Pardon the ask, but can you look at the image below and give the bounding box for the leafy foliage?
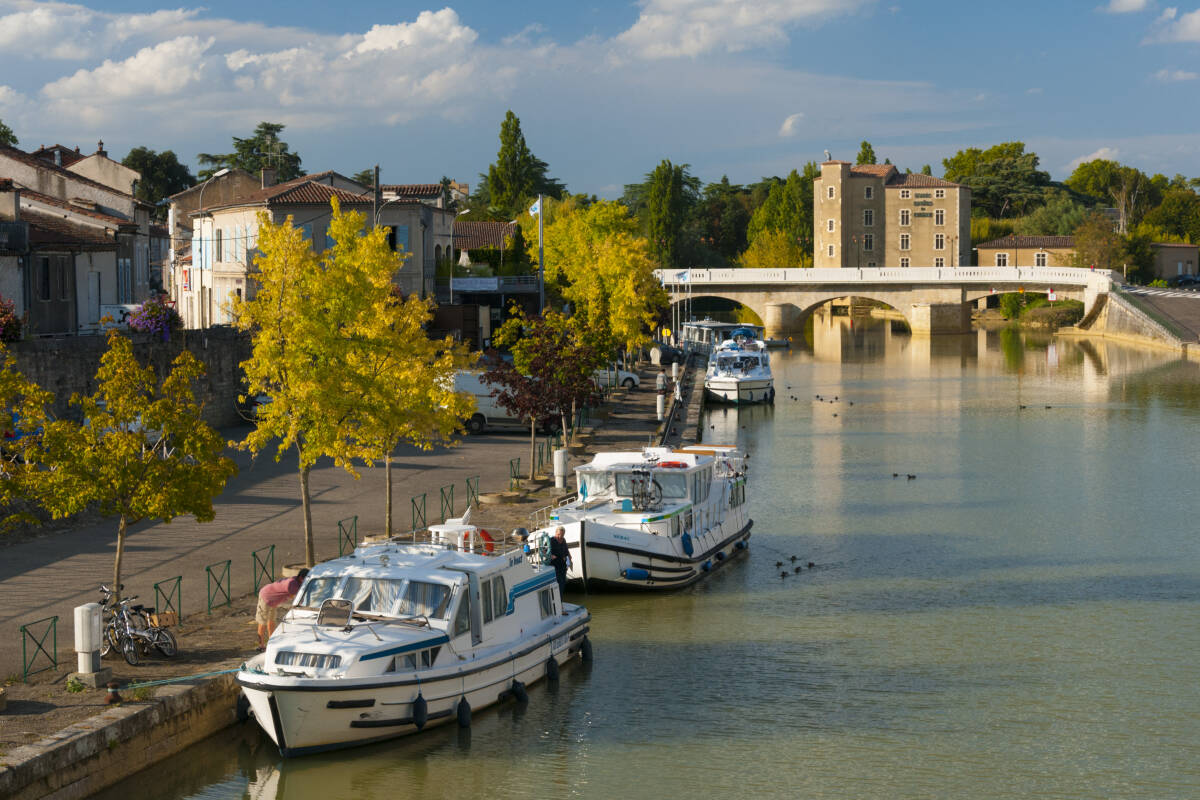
[36,330,236,598]
[1070,210,1126,271]
[197,122,302,182]
[0,347,52,526]
[128,297,183,341]
[0,118,16,147]
[350,168,375,188]
[643,159,698,268]
[476,111,565,218]
[1066,159,1160,234]
[1014,191,1090,236]
[746,165,817,254]
[121,147,195,215]
[0,295,21,343]
[1141,187,1200,242]
[856,141,877,165]
[738,228,811,269]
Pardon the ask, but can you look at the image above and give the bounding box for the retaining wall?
[0,674,241,800]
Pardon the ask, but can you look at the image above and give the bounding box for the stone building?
[974,235,1076,267]
[813,161,971,269]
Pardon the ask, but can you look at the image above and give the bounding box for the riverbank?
[0,368,674,799]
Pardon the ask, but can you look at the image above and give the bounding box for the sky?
[2,0,1199,198]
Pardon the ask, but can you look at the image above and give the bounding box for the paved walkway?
[1120,284,1200,341]
[0,372,665,679]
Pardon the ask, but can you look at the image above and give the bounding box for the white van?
[454,370,527,434]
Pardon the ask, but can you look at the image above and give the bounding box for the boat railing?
[530,493,579,530]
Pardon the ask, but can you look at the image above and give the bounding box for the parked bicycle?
[98,584,178,665]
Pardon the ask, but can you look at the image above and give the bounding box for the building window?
[1035,252,1047,267]
[996,253,1008,267]
[935,189,945,199]
[827,186,835,199]
[863,209,874,227]
[827,218,835,232]
[864,186,874,200]
[899,209,911,226]
[38,257,51,301]
[215,229,223,262]
[899,233,910,251]
[935,257,945,267]
[900,257,910,268]
[900,189,911,199]
[935,209,945,226]
[827,244,835,258]
[935,233,945,250]
[863,233,874,251]
[866,261,877,268]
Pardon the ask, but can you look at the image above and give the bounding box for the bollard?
[656,393,665,421]
[553,448,568,490]
[671,361,679,381]
[72,603,112,688]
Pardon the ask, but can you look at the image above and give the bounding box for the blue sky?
[2,0,1198,197]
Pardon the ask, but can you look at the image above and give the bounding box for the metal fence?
[466,476,479,508]
[19,615,57,681]
[251,545,275,593]
[206,559,231,614]
[510,457,522,489]
[154,575,183,621]
[337,516,358,556]
[412,493,426,530]
[440,485,455,523]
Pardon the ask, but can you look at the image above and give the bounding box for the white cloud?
[779,112,804,137]
[353,8,476,55]
[1065,146,1120,172]
[1146,6,1200,41]
[1100,0,1151,12]
[43,36,212,102]
[1154,67,1198,81]
[614,0,871,59]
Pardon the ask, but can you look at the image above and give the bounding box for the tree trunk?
[384,452,393,537]
[113,514,127,603]
[300,463,315,567]
[569,397,577,444]
[529,419,536,481]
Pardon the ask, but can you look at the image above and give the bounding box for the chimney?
[54,150,62,167]
[261,167,277,188]
[96,139,107,158]
[0,179,19,222]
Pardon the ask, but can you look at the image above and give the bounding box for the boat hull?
[237,613,590,757]
[704,377,774,405]
[566,520,752,590]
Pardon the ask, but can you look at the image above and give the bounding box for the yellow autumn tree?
[737,228,812,269]
[0,346,53,528]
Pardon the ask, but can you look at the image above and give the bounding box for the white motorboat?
[704,329,775,405]
[529,445,752,590]
[236,532,591,757]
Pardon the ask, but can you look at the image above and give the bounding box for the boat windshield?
[579,470,612,498]
[298,577,339,607]
[397,581,451,618]
[655,472,688,499]
[339,578,406,614]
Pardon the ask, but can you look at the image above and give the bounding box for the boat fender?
[511,680,529,704]
[715,551,726,561]
[456,697,472,728]
[620,568,650,581]
[546,657,560,681]
[702,560,712,572]
[657,461,688,468]
[235,693,252,723]
[412,693,428,730]
[581,636,594,663]
[681,532,694,556]
[479,529,495,553]
[735,540,747,550]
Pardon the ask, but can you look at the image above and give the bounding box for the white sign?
[1048,289,1057,302]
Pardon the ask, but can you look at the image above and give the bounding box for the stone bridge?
[656,266,1114,336]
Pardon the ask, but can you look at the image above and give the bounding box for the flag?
[529,197,541,216]
[676,270,689,283]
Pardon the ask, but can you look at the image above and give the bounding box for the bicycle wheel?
[154,629,178,657]
[100,626,120,658]
[121,635,140,666]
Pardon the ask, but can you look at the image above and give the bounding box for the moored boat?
[236,534,590,757]
[528,445,752,590]
[704,329,775,405]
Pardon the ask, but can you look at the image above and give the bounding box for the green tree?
[122,147,195,217]
[0,348,53,528]
[197,122,303,182]
[1142,187,1200,242]
[942,142,1029,183]
[944,143,1050,218]
[0,118,17,148]
[856,141,877,165]
[1014,191,1090,236]
[644,159,697,268]
[478,110,564,217]
[1065,160,1159,234]
[351,169,375,188]
[921,164,933,176]
[687,176,753,263]
[1071,210,1125,271]
[737,228,811,269]
[746,164,817,254]
[36,330,236,599]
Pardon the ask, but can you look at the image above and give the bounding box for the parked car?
[592,367,640,390]
[1167,274,1200,288]
[647,343,685,365]
[454,370,560,434]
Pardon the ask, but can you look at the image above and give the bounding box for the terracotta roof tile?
[886,173,963,189]
[0,143,136,201]
[453,221,516,250]
[31,144,85,167]
[381,183,442,198]
[849,164,895,178]
[207,180,371,210]
[976,235,1075,249]
[19,188,132,227]
[23,209,117,249]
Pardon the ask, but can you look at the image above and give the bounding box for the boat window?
[398,581,451,619]
[453,591,471,636]
[492,576,507,618]
[482,579,494,622]
[297,577,338,607]
[656,472,687,499]
[614,473,633,497]
[338,578,405,614]
[421,646,441,668]
[579,471,612,498]
[539,588,554,618]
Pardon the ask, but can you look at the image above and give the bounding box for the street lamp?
[447,208,470,305]
[193,168,230,328]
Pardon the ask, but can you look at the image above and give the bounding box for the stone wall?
[9,328,252,428]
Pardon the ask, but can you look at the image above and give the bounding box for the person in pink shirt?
[256,569,309,649]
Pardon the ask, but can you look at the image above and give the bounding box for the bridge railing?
[657,267,1112,291]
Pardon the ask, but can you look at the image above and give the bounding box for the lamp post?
[447,208,470,305]
[193,168,230,328]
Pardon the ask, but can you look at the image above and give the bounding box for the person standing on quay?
[256,569,308,649]
[549,526,571,611]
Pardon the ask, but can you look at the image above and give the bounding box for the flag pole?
[537,193,545,313]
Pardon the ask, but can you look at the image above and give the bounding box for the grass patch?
[65,677,86,694]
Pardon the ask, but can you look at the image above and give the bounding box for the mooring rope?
[119,666,243,691]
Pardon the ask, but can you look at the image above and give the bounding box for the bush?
[0,295,21,342]
[999,292,1026,319]
[128,297,182,341]
[1149,279,1168,288]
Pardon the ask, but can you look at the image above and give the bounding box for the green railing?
[337,515,358,556]
[412,493,426,530]
[19,615,57,681]
[154,575,183,621]
[510,457,522,490]
[466,476,480,508]
[440,484,455,523]
[251,545,275,593]
[206,559,231,614]
[535,441,547,475]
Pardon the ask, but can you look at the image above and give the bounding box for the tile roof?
[207,179,372,211]
[0,143,136,201]
[454,220,516,250]
[1151,242,1198,249]
[886,173,963,189]
[976,235,1076,249]
[381,183,443,198]
[23,208,118,249]
[19,188,132,228]
[31,144,85,168]
[849,164,895,178]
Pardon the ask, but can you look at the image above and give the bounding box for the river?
[94,312,1200,800]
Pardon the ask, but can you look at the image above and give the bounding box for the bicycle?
[98,584,178,665]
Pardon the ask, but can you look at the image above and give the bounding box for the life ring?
[657,461,688,469]
[479,529,495,553]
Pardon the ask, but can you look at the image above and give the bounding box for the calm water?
[95,314,1200,800]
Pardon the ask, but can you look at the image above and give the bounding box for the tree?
[36,330,236,599]
[0,118,16,148]
[942,142,1050,218]
[1014,191,1090,236]
[737,228,811,269]
[1065,159,1159,234]
[921,164,933,176]
[686,176,753,263]
[122,147,195,217]
[644,159,697,268]
[198,122,303,182]
[746,165,817,254]
[350,169,375,188]
[0,348,52,528]
[478,111,565,217]
[1071,210,1125,271]
[856,141,877,165]
[942,142,1029,183]
[1141,187,1200,242]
